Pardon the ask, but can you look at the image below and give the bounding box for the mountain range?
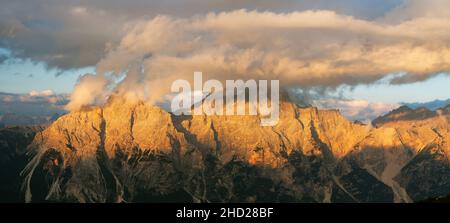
[0,92,67,127]
[402,99,450,111]
[0,96,449,203]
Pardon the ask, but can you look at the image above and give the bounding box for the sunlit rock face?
[19,97,450,203]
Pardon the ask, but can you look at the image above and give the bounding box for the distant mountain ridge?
[372,106,436,127]
[402,98,450,111]
[372,103,450,127]
[0,92,67,127]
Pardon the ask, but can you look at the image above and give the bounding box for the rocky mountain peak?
[372,105,437,127]
[15,96,450,203]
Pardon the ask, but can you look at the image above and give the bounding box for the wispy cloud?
[0,90,67,105]
[313,98,399,122]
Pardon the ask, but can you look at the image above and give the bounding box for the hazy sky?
[0,0,449,108]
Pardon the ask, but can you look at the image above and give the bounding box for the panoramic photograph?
[0,0,449,216]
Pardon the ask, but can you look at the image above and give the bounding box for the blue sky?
[0,49,94,94]
[346,74,450,103]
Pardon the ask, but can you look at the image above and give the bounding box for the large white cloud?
[66,7,450,110]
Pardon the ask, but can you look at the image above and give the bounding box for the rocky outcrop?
[20,97,450,203]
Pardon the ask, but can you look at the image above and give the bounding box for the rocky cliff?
[20,97,450,203]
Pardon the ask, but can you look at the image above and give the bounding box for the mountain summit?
[372,106,439,127]
[19,97,450,203]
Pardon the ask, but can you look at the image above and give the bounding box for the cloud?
[2,0,449,112]
[382,0,450,23]
[67,7,450,110]
[29,89,54,97]
[313,98,399,121]
[0,0,401,70]
[0,1,128,70]
[65,74,110,111]
[0,91,67,106]
[1,94,15,103]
